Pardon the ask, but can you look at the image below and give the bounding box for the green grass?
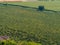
[0,4,60,45]
[1,1,60,11]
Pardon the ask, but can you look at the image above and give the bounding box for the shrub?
[38,6,44,11]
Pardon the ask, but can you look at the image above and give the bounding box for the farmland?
[1,1,60,11]
[0,2,60,45]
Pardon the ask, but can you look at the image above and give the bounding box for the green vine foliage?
[0,40,17,45]
[18,41,42,45]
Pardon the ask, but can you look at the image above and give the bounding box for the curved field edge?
[1,1,60,11]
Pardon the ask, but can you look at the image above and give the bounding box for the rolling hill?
[0,3,60,45]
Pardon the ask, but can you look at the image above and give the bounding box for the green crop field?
[0,2,60,45]
[1,1,60,11]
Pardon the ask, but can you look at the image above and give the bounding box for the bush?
[38,6,44,11]
[0,40,17,45]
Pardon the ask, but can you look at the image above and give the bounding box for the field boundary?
[0,3,59,12]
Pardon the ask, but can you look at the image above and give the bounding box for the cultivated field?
[1,1,60,11]
[0,2,60,45]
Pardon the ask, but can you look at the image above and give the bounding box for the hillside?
[0,4,60,45]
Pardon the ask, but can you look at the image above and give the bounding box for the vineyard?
[0,3,60,45]
[2,1,60,11]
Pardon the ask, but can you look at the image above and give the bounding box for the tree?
[38,6,45,11]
